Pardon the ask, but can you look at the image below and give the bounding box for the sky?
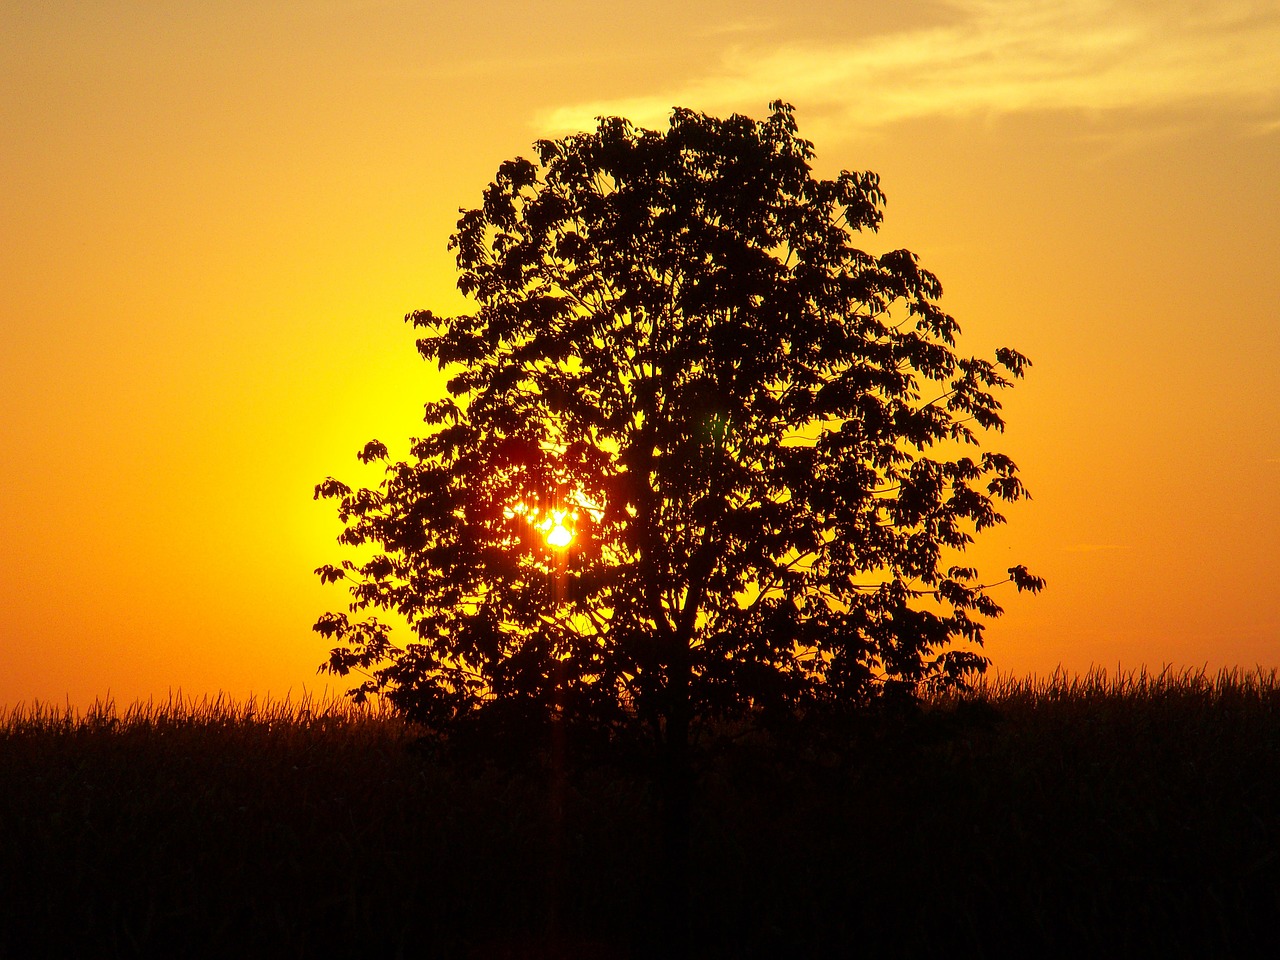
[2,0,1277,709]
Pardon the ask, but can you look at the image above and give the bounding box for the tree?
[314,99,1042,743]
[315,102,1042,946]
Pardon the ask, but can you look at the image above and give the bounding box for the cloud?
[536,0,1280,134]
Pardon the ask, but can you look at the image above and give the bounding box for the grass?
[2,669,1278,958]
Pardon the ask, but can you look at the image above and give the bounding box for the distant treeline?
[2,668,1277,958]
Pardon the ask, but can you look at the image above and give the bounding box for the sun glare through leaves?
[504,492,603,551]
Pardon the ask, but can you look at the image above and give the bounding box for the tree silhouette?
[315,101,1042,945]
[315,100,1040,735]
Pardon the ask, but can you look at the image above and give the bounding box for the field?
[3,669,1278,958]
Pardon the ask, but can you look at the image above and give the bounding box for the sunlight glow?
[504,501,581,549]
[546,520,573,548]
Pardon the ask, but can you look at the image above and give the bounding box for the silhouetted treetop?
[314,100,1042,739]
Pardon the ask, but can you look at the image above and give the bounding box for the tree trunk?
[659,639,692,957]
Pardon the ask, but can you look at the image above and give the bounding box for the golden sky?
[3,0,1278,708]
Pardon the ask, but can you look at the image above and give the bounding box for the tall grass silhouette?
[3,670,1277,957]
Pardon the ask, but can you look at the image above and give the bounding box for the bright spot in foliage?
[540,509,576,548]
[546,520,573,548]
[504,501,580,549]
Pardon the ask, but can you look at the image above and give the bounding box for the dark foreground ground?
[2,670,1278,959]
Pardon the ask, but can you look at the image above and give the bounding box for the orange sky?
[3,0,1278,709]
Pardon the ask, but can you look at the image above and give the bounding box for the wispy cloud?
[537,0,1280,134]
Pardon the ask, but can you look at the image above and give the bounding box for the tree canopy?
[314,101,1042,742]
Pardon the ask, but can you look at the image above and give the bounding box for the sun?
[545,512,574,548]
[504,501,579,549]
